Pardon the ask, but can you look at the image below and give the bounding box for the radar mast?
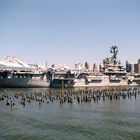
[110,46,118,59]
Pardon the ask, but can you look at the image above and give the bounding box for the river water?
[0,88,140,140]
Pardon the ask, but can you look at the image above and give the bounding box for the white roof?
[0,56,31,68]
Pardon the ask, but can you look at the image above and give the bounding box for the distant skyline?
[0,0,140,67]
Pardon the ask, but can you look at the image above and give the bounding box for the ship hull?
[50,79,74,88]
[0,78,50,88]
[74,79,128,87]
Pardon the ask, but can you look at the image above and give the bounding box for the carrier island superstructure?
[49,46,139,88]
[75,46,127,87]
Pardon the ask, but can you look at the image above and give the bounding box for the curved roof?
[0,56,31,68]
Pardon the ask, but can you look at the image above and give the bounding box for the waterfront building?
[126,60,133,73]
[75,63,84,71]
[134,59,140,73]
[0,56,50,87]
[138,59,140,73]
[134,64,138,73]
[93,63,98,73]
[85,61,90,71]
[0,56,31,70]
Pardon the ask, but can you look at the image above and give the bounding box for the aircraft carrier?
[50,46,140,88]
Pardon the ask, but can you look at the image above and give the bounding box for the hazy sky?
[0,0,140,67]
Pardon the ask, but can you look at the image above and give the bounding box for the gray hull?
[0,78,50,88]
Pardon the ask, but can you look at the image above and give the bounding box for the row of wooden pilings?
[0,86,139,107]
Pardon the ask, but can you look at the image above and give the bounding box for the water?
[0,88,140,140]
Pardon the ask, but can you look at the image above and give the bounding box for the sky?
[0,0,140,68]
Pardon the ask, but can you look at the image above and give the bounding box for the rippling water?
[0,88,140,140]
